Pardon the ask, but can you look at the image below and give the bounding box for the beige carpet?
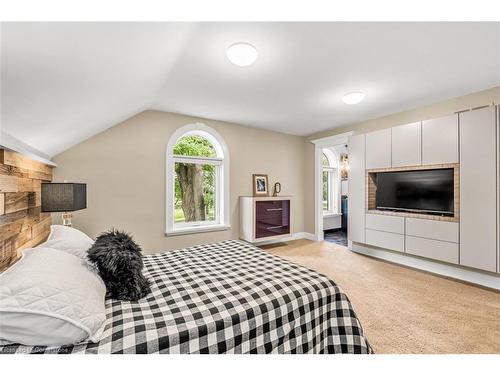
[262,240,500,354]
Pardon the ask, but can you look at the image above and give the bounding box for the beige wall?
[303,86,500,237]
[53,86,500,250]
[52,110,308,254]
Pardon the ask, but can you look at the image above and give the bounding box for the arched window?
[166,123,230,235]
[322,149,339,214]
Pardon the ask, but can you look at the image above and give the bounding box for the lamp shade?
[41,183,87,212]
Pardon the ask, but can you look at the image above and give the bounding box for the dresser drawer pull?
[266,225,283,230]
[266,208,283,211]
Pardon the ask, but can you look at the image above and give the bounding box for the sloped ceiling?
[1,22,499,157]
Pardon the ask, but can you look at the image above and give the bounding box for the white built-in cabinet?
[365,214,405,252]
[422,114,459,165]
[365,129,391,169]
[406,218,459,243]
[348,134,366,244]
[365,116,459,169]
[459,106,497,272]
[366,229,405,253]
[391,121,422,167]
[363,214,460,264]
[366,213,405,234]
[348,105,499,276]
[405,218,459,264]
[406,236,459,264]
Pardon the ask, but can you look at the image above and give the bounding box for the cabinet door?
[365,129,391,169]
[391,122,422,167]
[422,114,458,165]
[348,134,365,243]
[460,106,497,272]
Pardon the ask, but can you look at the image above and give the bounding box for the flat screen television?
[375,168,454,216]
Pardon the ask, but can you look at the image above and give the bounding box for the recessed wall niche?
[366,163,460,222]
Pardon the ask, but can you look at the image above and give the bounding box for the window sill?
[323,212,342,218]
[165,224,231,237]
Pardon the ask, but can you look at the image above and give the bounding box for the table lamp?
[41,183,87,227]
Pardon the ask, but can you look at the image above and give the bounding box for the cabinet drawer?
[255,221,290,239]
[366,214,405,234]
[406,236,458,264]
[366,229,404,252]
[255,200,290,239]
[256,200,290,219]
[406,218,458,243]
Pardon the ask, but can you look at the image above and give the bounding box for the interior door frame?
[310,131,354,241]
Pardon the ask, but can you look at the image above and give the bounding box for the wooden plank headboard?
[0,149,53,271]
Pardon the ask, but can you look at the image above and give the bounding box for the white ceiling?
[1,22,499,157]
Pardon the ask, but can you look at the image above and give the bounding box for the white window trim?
[322,167,335,214]
[322,149,340,216]
[165,123,230,236]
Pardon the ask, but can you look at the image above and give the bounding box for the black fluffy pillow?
[87,229,151,301]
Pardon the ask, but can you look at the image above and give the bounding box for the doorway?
[312,132,353,246]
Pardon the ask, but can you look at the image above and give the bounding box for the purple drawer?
[255,200,290,239]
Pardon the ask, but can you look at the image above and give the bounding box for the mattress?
[0,240,372,354]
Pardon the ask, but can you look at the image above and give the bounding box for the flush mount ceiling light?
[342,91,366,105]
[226,42,258,67]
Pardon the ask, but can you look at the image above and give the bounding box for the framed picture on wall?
[252,174,269,196]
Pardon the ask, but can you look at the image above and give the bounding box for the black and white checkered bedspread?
[1,240,372,354]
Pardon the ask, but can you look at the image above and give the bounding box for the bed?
[0,240,372,354]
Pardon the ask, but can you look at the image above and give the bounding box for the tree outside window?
[166,124,229,236]
[173,135,217,224]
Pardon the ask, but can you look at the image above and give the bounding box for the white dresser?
[239,196,291,243]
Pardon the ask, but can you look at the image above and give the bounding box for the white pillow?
[0,247,106,346]
[40,225,94,259]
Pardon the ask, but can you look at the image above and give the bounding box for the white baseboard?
[256,232,316,245]
[295,232,316,241]
[351,242,500,290]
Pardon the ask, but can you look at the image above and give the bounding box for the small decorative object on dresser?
[252,174,269,197]
[272,182,281,197]
[240,196,291,243]
[41,183,87,227]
